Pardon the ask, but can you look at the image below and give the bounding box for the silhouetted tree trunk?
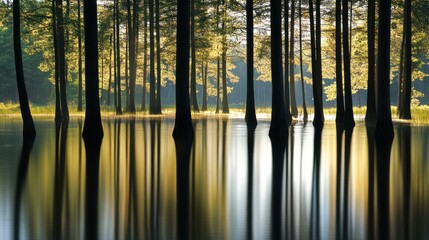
[343,0,355,128]
[397,38,405,116]
[107,34,112,106]
[155,0,162,114]
[221,0,229,113]
[289,0,298,118]
[142,0,148,111]
[52,0,62,124]
[365,0,376,125]
[400,0,412,120]
[149,0,156,114]
[190,0,199,112]
[202,63,208,111]
[56,0,69,122]
[335,0,344,126]
[299,0,308,122]
[216,57,220,113]
[173,0,194,140]
[77,0,83,112]
[375,0,394,142]
[13,0,36,138]
[269,0,288,140]
[245,0,257,128]
[125,29,129,111]
[315,0,324,126]
[284,0,292,125]
[127,0,136,113]
[82,0,103,141]
[115,0,122,114]
[309,0,324,128]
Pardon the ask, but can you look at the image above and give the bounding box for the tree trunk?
[335,0,344,126]
[172,0,194,140]
[400,0,412,119]
[149,0,156,114]
[298,0,308,122]
[245,0,257,128]
[375,0,394,142]
[397,37,405,116]
[77,0,83,112]
[82,0,104,141]
[290,0,298,118]
[190,0,199,112]
[365,0,376,125]
[309,0,324,128]
[284,0,291,124]
[269,0,288,140]
[155,0,162,114]
[127,0,136,113]
[125,28,129,111]
[202,63,208,111]
[107,34,112,106]
[216,57,220,113]
[222,0,229,113]
[343,0,355,128]
[52,0,62,124]
[115,0,122,114]
[142,0,148,111]
[56,0,69,122]
[13,0,36,138]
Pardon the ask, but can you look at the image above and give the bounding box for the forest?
[1,0,428,131]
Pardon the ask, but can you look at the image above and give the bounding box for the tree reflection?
[175,131,193,239]
[13,135,35,240]
[375,128,393,240]
[246,126,255,240]
[310,128,322,240]
[398,125,411,239]
[84,133,102,239]
[270,133,286,239]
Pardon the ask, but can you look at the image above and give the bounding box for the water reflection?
[1,119,429,239]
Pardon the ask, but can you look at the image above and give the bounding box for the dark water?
[1,117,429,239]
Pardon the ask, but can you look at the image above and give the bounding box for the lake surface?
[1,117,429,239]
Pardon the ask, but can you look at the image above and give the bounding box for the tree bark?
[190,0,199,112]
[115,0,122,114]
[173,0,194,140]
[400,0,412,119]
[142,0,148,111]
[82,0,104,141]
[202,63,208,111]
[107,34,112,106]
[127,0,136,113]
[335,0,344,126]
[284,0,292,124]
[269,0,288,140]
[13,0,36,138]
[149,0,156,114]
[216,57,220,113]
[56,0,69,122]
[375,0,394,142]
[52,0,61,124]
[222,0,229,113]
[365,0,376,125]
[245,0,257,128]
[298,0,308,122]
[77,0,83,112]
[290,0,298,118]
[155,0,162,114]
[343,0,355,128]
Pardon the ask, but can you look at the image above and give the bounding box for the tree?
[115,0,122,115]
[221,0,229,114]
[375,0,394,142]
[173,0,194,140]
[77,0,83,112]
[82,0,104,141]
[309,0,324,128]
[335,0,345,126]
[284,0,292,124]
[149,0,157,114]
[190,0,200,112]
[269,0,288,140]
[13,0,36,138]
[55,0,69,122]
[155,0,162,113]
[141,0,148,111]
[343,0,355,128]
[127,0,137,113]
[298,0,308,122]
[289,0,298,118]
[399,0,412,120]
[201,63,208,111]
[365,0,376,125]
[245,0,257,128]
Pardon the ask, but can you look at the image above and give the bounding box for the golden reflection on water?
[1,118,429,239]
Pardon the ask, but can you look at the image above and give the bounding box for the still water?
[0,117,429,239]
